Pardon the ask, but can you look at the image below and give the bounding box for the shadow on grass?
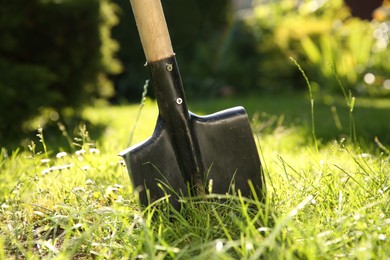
[1,114,107,154]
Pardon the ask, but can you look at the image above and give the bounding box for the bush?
[243,0,390,96]
[296,4,390,96]
[0,0,121,142]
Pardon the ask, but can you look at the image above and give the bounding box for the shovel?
[120,0,265,208]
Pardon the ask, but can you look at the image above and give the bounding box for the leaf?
[301,37,321,63]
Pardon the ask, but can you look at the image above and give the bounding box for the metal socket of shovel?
[120,0,265,209]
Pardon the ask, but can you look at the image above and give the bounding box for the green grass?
[1,94,390,259]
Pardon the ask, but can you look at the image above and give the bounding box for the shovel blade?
[120,106,264,207]
[192,106,264,197]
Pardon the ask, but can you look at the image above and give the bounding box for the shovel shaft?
[149,56,204,192]
[131,0,204,192]
[130,0,174,62]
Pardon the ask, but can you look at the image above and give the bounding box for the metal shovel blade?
[120,107,264,208]
[119,57,264,208]
[192,107,264,197]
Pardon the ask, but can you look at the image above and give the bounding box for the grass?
[1,93,390,259]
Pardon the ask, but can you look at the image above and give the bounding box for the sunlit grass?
[1,94,389,258]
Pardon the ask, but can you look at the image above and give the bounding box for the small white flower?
[41,168,51,175]
[246,242,254,250]
[215,240,223,252]
[258,227,269,233]
[58,163,73,170]
[56,152,67,158]
[41,166,59,175]
[106,186,119,193]
[75,149,86,156]
[360,153,372,158]
[114,184,123,189]
[40,159,51,164]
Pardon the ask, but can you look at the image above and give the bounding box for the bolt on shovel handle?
[130,0,174,62]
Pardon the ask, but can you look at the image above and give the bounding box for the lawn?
[1,93,390,258]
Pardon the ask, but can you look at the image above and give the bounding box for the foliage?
[0,0,121,142]
[1,95,390,258]
[298,17,390,97]
[223,0,390,96]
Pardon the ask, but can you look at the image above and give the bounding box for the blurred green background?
[1,0,389,144]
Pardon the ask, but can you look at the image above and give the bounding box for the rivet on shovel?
[166,63,173,71]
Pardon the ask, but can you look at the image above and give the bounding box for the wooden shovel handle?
[130,0,174,62]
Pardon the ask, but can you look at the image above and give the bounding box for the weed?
[331,65,357,142]
[290,57,318,151]
[128,79,149,147]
